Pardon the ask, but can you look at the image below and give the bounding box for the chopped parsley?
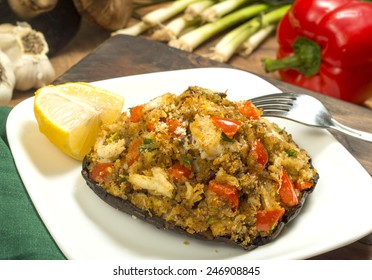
[139,138,157,153]
[286,149,298,157]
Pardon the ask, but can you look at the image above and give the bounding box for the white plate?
[7,68,372,260]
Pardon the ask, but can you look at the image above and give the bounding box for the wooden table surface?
[10,30,372,259]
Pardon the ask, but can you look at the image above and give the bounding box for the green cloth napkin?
[0,106,65,260]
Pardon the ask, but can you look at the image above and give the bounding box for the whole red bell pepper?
[264,0,372,104]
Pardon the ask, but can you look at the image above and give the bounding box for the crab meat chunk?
[128,167,175,198]
[190,114,223,159]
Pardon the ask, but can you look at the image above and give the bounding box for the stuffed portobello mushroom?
[82,86,318,250]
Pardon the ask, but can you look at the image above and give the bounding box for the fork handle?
[330,118,372,143]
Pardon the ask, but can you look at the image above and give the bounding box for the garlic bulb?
[0,22,55,91]
[0,50,15,105]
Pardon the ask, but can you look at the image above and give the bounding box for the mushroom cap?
[8,0,58,19]
[73,0,133,31]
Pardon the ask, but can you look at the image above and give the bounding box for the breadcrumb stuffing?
[85,86,318,249]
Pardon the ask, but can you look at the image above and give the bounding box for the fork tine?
[250,92,297,112]
[250,92,297,103]
[255,103,292,111]
[249,93,372,142]
[260,109,290,118]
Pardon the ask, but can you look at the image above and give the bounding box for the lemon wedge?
[34,82,124,160]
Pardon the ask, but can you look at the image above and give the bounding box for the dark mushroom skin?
[82,158,318,250]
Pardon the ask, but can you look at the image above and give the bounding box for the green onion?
[152,16,200,41]
[210,4,290,62]
[112,21,150,36]
[113,0,201,36]
[142,0,202,26]
[184,0,217,20]
[201,0,254,22]
[114,0,290,61]
[238,24,275,57]
[169,3,270,51]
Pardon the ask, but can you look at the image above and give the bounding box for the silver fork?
[250,92,372,143]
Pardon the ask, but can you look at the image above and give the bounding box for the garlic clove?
[0,33,18,53]
[0,22,55,91]
[12,54,55,91]
[0,50,15,105]
[0,23,17,33]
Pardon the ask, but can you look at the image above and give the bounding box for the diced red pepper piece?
[279,167,299,206]
[252,139,268,167]
[238,101,261,120]
[295,180,314,191]
[256,208,285,232]
[208,181,239,211]
[211,116,243,139]
[91,162,114,183]
[129,105,143,122]
[167,119,183,135]
[125,138,142,167]
[146,121,156,131]
[169,162,192,180]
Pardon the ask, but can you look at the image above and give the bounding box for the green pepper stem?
[264,37,322,77]
[264,55,300,72]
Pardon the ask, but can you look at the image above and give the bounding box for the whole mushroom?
[7,0,58,19]
[72,0,133,31]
